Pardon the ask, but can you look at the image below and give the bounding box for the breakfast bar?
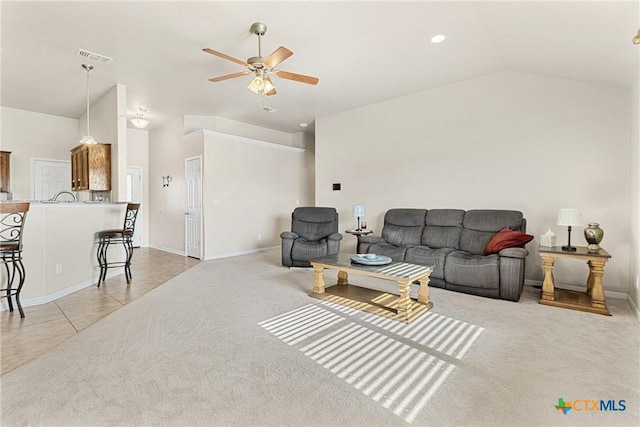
[1,201,127,309]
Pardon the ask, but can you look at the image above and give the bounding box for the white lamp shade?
[352,204,366,217]
[557,208,584,226]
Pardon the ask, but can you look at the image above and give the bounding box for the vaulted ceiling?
[2,1,638,134]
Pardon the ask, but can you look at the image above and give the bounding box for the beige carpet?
[1,249,638,426]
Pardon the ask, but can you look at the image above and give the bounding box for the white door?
[126,166,143,247]
[33,159,71,200]
[185,156,202,259]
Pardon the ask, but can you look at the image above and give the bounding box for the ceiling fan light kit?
[203,22,318,98]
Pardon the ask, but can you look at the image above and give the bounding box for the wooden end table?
[538,246,611,316]
[345,229,373,253]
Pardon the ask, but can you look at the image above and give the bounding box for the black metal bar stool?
[96,203,140,287]
[1,202,30,318]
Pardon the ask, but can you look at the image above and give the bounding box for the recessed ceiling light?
[299,123,308,128]
[430,34,446,44]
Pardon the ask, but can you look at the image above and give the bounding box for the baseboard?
[146,244,278,260]
[0,270,122,311]
[147,244,185,257]
[627,295,640,323]
[204,246,279,261]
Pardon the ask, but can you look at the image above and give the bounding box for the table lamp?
[352,204,366,231]
[557,208,583,252]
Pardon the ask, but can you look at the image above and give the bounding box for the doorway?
[185,156,203,259]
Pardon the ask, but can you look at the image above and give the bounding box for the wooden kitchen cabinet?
[71,143,111,191]
[0,151,10,193]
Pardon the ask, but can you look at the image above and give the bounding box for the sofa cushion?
[445,251,500,290]
[381,209,426,247]
[291,239,328,260]
[484,227,534,255]
[422,209,465,249]
[292,207,338,241]
[368,242,412,261]
[405,246,454,280]
[459,210,525,255]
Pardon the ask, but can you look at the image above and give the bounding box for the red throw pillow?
[484,227,534,255]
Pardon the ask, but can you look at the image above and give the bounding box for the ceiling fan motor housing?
[247,57,266,71]
[250,22,267,36]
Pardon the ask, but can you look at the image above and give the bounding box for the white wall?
[79,84,127,200]
[127,128,150,246]
[149,114,314,257]
[0,107,78,200]
[629,78,640,313]
[184,116,294,147]
[148,116,191,254]
[316,71,632,295]
[195,130,309,259]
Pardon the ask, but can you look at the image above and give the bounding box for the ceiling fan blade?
[202,48,248,66]
[265,87,277,96]
[263,46,293,69]
[274,70,319,85]
[208,71,250,82]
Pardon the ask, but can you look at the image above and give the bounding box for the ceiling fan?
[203,22,319,97]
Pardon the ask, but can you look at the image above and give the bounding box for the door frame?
[185,155,203,260]
[126,165,143,248]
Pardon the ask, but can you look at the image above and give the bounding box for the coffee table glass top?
[311,254,433,280]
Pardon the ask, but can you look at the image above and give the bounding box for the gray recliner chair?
[280,207,343,267]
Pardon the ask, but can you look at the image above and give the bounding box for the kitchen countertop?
[1,200,127,206]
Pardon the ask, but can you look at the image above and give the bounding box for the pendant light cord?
[82,64,94,137]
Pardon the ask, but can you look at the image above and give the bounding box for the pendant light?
[79,64,97,144]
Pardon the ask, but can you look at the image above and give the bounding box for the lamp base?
[561,245,577,252]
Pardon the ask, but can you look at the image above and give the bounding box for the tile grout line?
[53,300,80,334]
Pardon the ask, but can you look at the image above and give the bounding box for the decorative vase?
[584,223,604,252]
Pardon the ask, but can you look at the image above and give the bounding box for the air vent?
[261,105,278,113]
[76,48,113,64]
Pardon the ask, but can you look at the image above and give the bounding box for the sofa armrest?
[359,235,385,244]
[498,247,529,259]
[327,233,342,256]
[280,231,299,240]
[327,232,343,241]
[498,247,528,301]
[357,235,385,254]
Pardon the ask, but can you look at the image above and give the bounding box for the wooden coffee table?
[310,254,434,323]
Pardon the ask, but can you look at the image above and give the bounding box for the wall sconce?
[162,176,172,187]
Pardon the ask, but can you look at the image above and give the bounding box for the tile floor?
[0,248,200,375]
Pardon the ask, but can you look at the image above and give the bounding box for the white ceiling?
[2,1,638,135]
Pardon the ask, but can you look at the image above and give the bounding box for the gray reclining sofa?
[358,209,530,301]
